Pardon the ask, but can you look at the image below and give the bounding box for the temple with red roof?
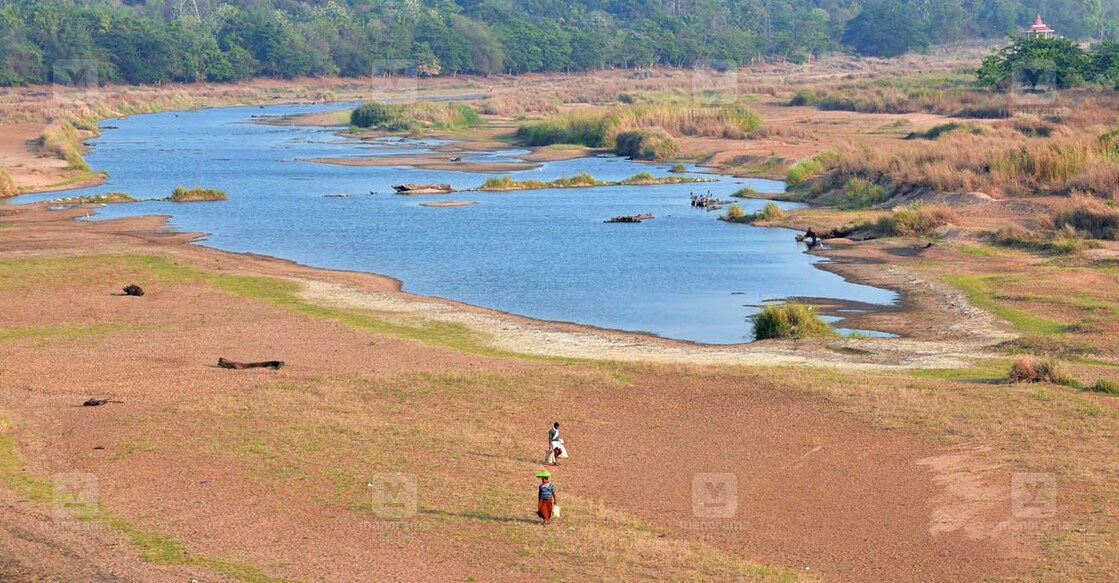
[1026,14,1055,39]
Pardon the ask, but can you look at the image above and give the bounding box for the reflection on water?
[14,103,897,344]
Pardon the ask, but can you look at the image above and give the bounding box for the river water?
[15,103,897,344]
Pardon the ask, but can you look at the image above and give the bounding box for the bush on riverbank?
[351,103,481,132]
[752,304,835,340]
[873,203,956,237]
[38,120,89,171]
[720,202,784,224]
[169,186,227,202]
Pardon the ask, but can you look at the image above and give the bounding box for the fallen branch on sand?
[218,357,285,370]
[83,398,123,407]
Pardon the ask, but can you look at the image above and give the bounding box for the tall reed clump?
[38,120,89,171]
[874,204,957,237]
[1008,355,1074,385]
[1048,195,1119,240]
[515,110,613,147]
[823,125,1119,196]
[0,169,16,197]
[515,104,763,149]
[752,304,835,340]
[351,103,482,132]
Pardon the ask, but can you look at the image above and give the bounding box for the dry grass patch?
[1008,355,1075,385]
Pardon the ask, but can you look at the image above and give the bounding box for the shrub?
[786,158,826,186]
[993,224,1092,255]
[168,186,227,202]
[730,186,759,198]
[0,169,16,197]
[875,204,956,237]
[1008,355,1074,385]
[789,89,818,107]
[613,128,680,160]
[836,177,890,209]
[669,163,688,173]
[1089,379,1119,395]
[752,304,835,340]
[758,201,784,220]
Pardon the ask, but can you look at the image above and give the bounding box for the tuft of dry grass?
[1007,355,1074,385]
[0,169,16,197]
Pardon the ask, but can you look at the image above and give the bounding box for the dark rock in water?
[122,284,144,296]
[605,213,655,223]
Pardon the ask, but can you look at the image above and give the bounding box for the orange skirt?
[537,497,554,521]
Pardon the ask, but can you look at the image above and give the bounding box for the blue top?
[539,483,556,500]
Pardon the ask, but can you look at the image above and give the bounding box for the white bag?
[552,505,561,518]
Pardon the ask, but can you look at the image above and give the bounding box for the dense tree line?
[2,0,1119,86]
[978,35,1119,89]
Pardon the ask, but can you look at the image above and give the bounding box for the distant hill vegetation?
[2,0,1118,86]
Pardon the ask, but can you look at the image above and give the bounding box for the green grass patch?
[943,274,1069,336]
[1,411,288,582]
[104,514,293,582]
[168,186,227,202]
[909,359,1013,382]
[52,192,137,204]
[475,173,708,192]
[955,244,1005,258]
[906,121,994,140]
[0,417,53,502]
[351,102,482,132]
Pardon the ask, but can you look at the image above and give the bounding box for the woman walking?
[536,471,558,525]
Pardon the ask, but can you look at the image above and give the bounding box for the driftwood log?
[83,398,122,407]
[218,357,285,370]
[122,284,144,296]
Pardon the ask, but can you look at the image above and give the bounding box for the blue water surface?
[14,103,898,344]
